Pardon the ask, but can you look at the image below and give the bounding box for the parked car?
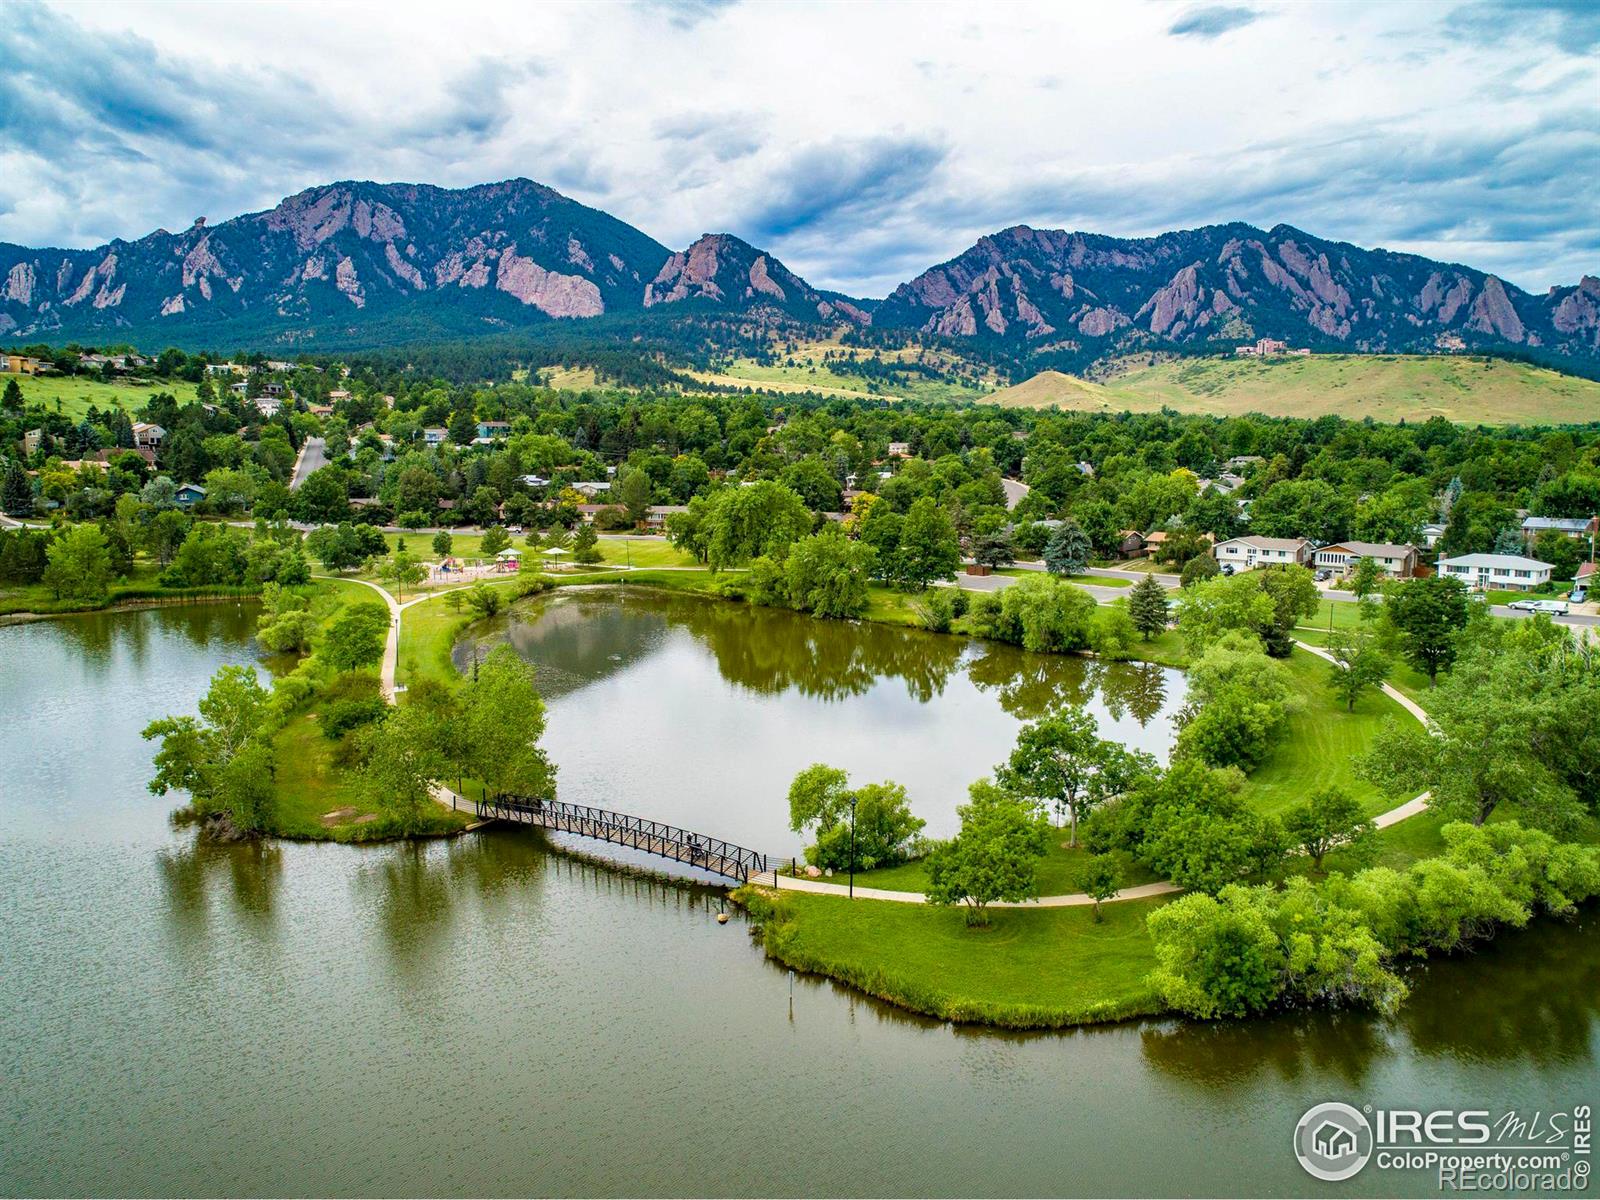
[1571,587,1588,604]
[1468,592,1488,604]
[1507,598,1541,612]
[1313,569,1332,582]
[1220,564,1235,576]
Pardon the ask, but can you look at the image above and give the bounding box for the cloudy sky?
[1,0,1596,297]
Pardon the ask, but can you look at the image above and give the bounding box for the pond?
[457,588,1186,849]
[1,602,1596,1198]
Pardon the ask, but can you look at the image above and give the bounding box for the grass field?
[735,885,1167,1027]
[684,333,1002,404]
[1235,646,1402,818]
[807,840,1157,896]
[989,354,1600,425]
[3,373,186,420]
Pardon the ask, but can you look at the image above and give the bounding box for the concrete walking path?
[748,638,1435,908]
[319,575,1434,907]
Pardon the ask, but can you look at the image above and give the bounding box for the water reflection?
[474,588,968,703]
[157,835,285,929]
[1398,909,1600,1067]
[36,601,261,677]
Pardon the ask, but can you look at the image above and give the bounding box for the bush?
[321,696,389,740]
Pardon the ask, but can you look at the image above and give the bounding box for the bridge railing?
[474,794,789,883]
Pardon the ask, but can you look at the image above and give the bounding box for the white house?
[131,422,165,449]
[423,427,447,447]
[1436,553,1553,593]
[1312,541,1418,579]
[886,441,912,458]
[1214,536,1312,571]
[572,481,612,498]
[1420,522,1447,549]
[253,396,281,417]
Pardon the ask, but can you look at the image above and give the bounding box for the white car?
[1535,599,1570,615]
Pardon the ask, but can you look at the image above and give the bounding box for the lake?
[1,598,1595,1198]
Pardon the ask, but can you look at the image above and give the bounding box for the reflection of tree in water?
[673,595,963,702]
[966,646,1171,727]
[1138,1010,1387,1092]
[1097,662,1171,727]
[1140,910,1600,1088]
[487,589,963,703]
[50,604,262,677]
[471,591,673,699]
[157,834,284,931]
[1398,910,1600,1068]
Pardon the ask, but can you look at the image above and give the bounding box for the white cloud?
[2,0,1595,296]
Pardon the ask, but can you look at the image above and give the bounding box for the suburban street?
[953,560,1600,629]
[289,436,327,489]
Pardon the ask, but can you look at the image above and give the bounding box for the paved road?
[959,562,1599,630]
[1000,477,1030,511]
[289,436,327,490]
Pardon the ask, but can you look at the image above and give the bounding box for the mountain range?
[2,177,1597,374]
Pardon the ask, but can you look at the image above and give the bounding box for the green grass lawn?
[269,708,470,840]
[992,568,1130,586]
[1235,646,1406,818]
[806,840,1158,896]
[736,885,1167,1027]
[6,372,188,421]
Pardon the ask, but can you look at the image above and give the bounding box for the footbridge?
[473,796,789,883]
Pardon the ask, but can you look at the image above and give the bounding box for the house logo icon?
[1295,1102,1374,1181]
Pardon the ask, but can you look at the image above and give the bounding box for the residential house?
[1224,455,1264,471]
[1213,536,1312,571]
[1234,338,1304,357]
[131,422,165,449]
[229,381,249,398]
[327,389,351,403]
[265,360,297,373]
[1076,461,1096,477]
[22,429,43,455]
[2,354,46,375]
[1521,516,1598,546]
[1436,553,1554,593]
[253,396,282,417]
[261,382,285,398]
[1575,562,1596,586]
[886,441,912,458]
[477,420,512,440]
[1420,522,1447,549]
[572,481,612,499]
[1200,472,1245,495]
[308,404,334,418]
[645,504,689,529]
[1313,541,1418,578]
[205,362,246,376]
[174,483,207,507]
[423,427,448,447]
[1116,530,1147,559]
[519,474,550,488]
[575,503,609,524]
[96,447,156,468]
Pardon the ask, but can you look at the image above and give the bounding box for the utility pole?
[848,794,858,899]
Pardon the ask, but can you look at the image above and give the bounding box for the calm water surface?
[1,599,1596,1199]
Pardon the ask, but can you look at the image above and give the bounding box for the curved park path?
[325,574,1434,906]
[747,638,1434,907]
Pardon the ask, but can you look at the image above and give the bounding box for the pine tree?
[1128,572,1171,640]
[2,458,33,516]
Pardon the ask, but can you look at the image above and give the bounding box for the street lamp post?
[848,794,858,899]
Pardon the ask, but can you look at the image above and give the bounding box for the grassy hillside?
[685,332,1001,403]
[2,373,185,420]
[990,354,1600,425]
